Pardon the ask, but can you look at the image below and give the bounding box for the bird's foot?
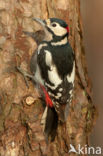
[16,66,34,88]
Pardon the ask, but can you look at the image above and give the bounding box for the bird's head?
[33,18,69,43]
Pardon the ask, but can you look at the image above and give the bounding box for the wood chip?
[26,96,35,105]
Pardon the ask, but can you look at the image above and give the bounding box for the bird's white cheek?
[49,26,67,36]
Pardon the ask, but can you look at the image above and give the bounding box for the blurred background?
[80,0,103,149]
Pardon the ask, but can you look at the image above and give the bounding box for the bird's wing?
[37,48,57,87]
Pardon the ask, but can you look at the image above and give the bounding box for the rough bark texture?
[0,0,96,156]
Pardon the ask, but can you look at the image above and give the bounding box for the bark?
[0,0,96,156]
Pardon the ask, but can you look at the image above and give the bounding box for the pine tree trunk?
[0,0,96,155]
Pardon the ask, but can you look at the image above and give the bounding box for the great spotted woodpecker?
[30,18,75,142]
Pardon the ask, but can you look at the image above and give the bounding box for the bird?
[23,30,45,45]
[29,18,75,142]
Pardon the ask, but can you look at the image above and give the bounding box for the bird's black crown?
[50,18,68,28]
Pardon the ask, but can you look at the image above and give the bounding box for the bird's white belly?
[34,64,44,85]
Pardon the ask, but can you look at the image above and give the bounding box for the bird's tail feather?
[41,106,58,143]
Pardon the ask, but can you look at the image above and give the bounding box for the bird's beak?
[32,18,45,27]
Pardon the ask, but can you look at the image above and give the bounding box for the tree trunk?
[0,0,96,156]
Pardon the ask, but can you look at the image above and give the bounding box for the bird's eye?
[52,23,57,27]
